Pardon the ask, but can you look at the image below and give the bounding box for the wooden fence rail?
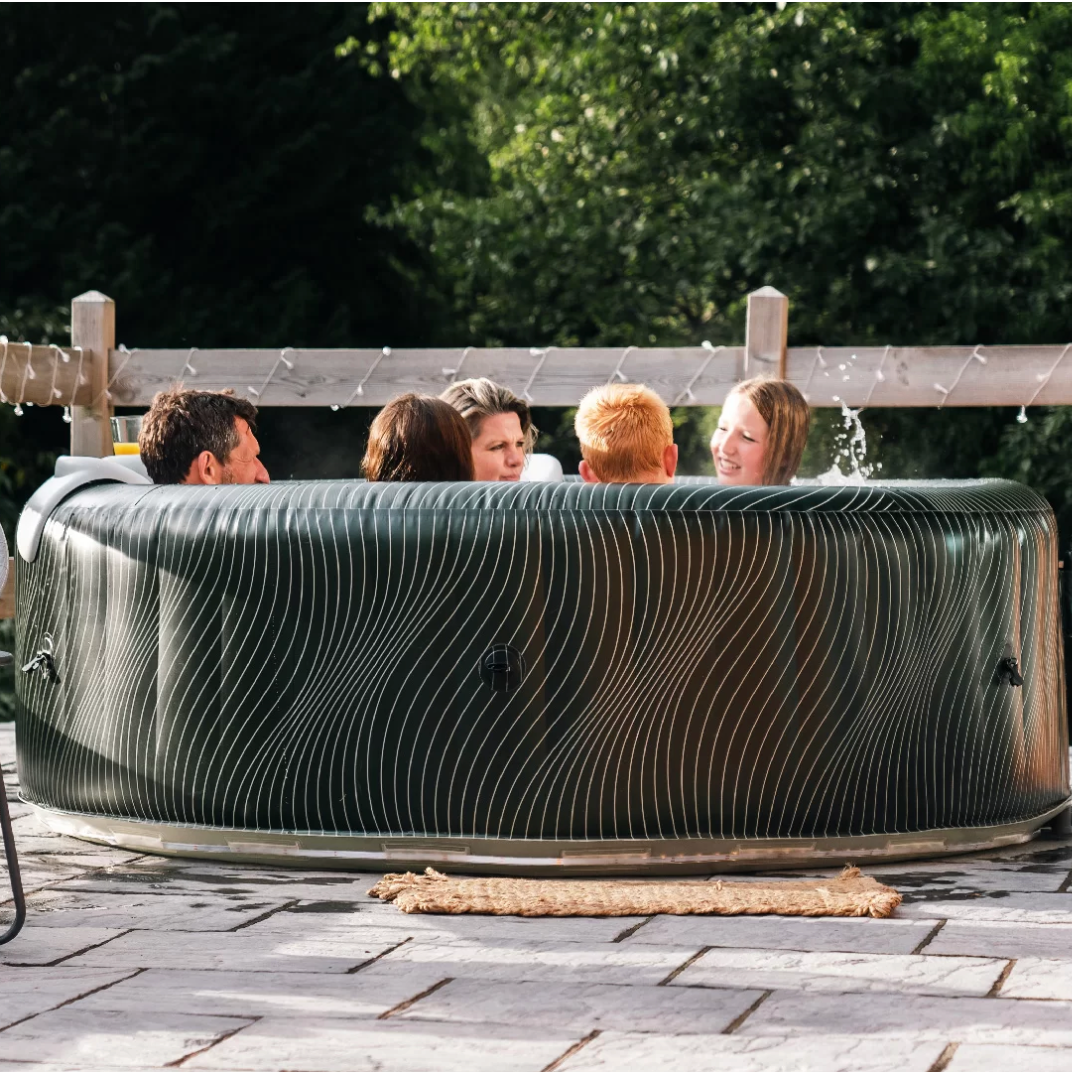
[2,286,1071,457]
[102,342,1072,411]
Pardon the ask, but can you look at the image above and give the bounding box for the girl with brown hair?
[362,394,474,482]
[711,377,810,486]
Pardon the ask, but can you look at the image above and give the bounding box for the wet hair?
[139,388,259,485]
[724,377,811,485]
[439,378,537,452]
[574,383,673,482]
[362,394,474,482]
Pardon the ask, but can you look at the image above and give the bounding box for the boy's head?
[574,383,677,484]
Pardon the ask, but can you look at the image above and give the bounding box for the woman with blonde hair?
[440,378,536,482]
[711,377,810,486]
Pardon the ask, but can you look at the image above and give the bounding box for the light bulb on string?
[62,406,72,424]
[1017,406,1028,424]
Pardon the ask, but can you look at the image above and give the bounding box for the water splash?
[813,400,880,485]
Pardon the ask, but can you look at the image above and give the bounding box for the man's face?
[221,418,270,484]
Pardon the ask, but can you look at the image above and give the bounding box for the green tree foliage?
[356,2,1072,495]
[0,3,439,349]
[358,1,1072,346]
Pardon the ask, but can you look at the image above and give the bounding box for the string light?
[4,339,1072,436]
[861,345,891,408]
[442,346,472,382]
[14,342,34,415]
[1017,341,1072,422]
[673,341,724,404]
[178,347,198,380]
[934,345,987,408]
[608,346,635,384]
[522,346,552,403]
[96,344,137,406]
[333,346,391,410]
[48,345,65,401]
[63,343,83,423]
[72,345,86,386]
[248,346,297,400]
[801,345,828,403]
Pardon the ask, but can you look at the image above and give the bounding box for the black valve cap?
[999,656,1024,687]
[479,644,526,693]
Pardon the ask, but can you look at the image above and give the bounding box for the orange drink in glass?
[111,416,143,455]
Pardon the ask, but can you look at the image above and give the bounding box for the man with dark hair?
[139,389,270,485]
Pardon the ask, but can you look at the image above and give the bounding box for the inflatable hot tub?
[14,477,1070,873]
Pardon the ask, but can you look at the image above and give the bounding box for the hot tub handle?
[999,656,1024,687]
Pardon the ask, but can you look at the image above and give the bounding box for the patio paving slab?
[738,990,1072,1046]
[556,1032,948,1072]
[70,965,452,1019]
[896,892,1072,923]
[0,966,136,1029]
[0,1007,255,1066]
[926,919,1072,959]
[999,957,1072,1000]
[368,935,692,984]
[390,977,764,1033]
[22,888,295,931]
[0,925,129,967]
[64,929,413,973]
[880,868,1072,894]
[626,913,940,954]
[184,1017,577,1072]
[669,947,1007,996]
[947,1043,1072,1071]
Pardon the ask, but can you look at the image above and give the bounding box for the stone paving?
[2,721,1072,1072]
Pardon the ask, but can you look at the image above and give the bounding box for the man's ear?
[663,443,678,479]
[183,451,225,486]
[579,460,600,484]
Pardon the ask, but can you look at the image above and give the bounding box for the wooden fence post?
[744,286,788,379]
[70,291,115,457]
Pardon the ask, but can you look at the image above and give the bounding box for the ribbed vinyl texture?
[15,478,1069,841]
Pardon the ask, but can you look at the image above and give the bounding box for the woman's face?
[711,392,769,485]
[471,411,526,482]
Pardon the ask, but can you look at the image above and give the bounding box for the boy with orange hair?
[574,383,678,484]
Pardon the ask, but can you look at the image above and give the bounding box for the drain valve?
[999,656,1024,687]
[21,635,57,683]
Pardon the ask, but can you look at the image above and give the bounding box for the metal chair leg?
[0,642,25,944]
[0,762,25,945]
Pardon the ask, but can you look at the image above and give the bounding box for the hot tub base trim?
[27,799,1072,875]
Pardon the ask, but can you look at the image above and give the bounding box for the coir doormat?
[368,865,901,919]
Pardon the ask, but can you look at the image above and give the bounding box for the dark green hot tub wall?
[14,479,1071,872]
